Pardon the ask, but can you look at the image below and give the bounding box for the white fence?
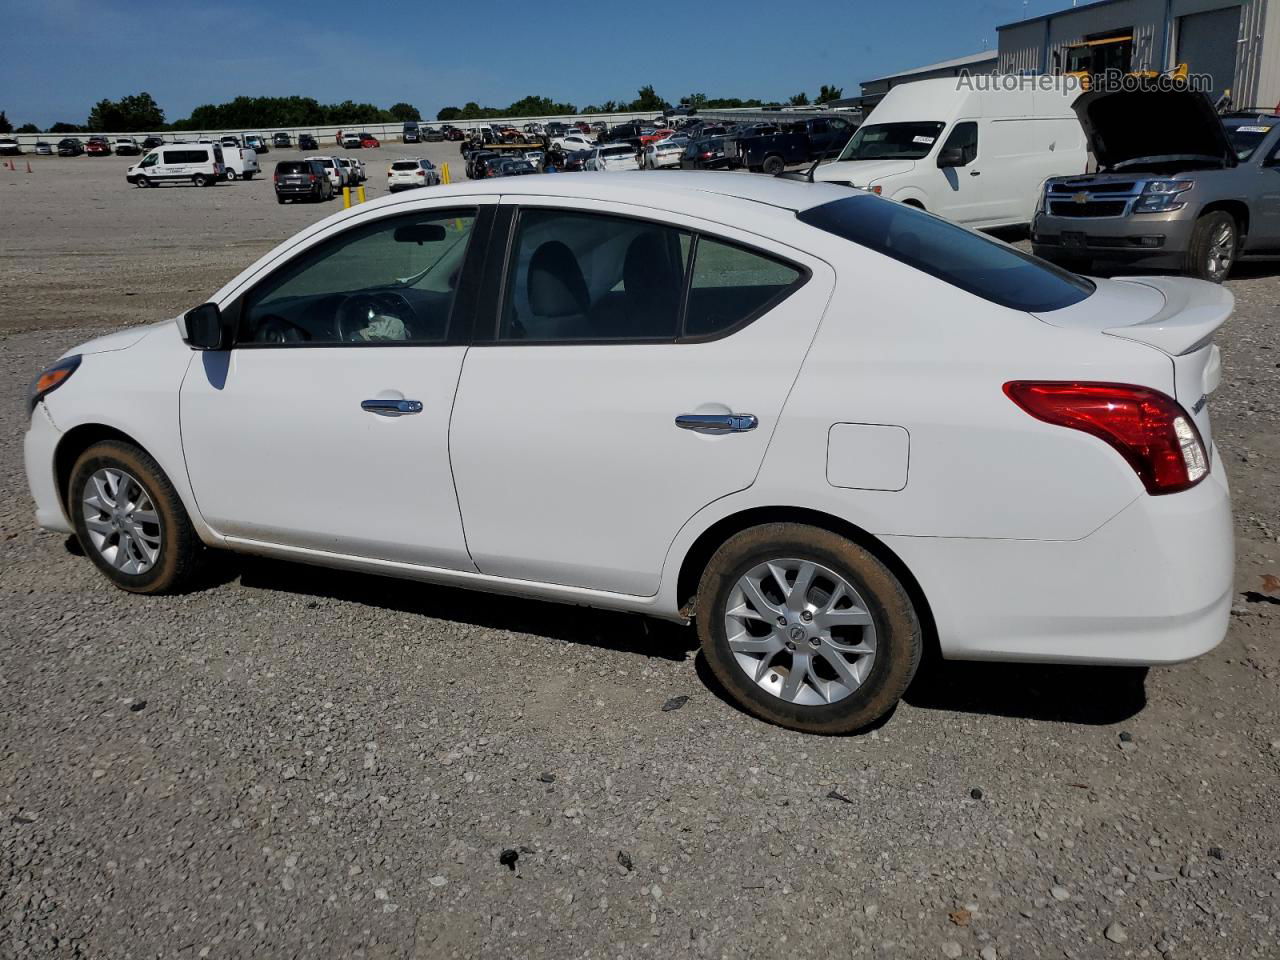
[5,111,666,149]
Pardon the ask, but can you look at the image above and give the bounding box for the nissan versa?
[23,174,1233,734]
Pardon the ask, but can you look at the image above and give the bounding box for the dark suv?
[298,133,319,151]
[57,138,85,157]
[274,159,332,203]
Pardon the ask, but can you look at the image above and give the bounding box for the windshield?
[799,195,1094,313]
[1225,121,1274,160]
[838,121,945,161]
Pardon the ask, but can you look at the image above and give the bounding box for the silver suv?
[1032,89,1280,282]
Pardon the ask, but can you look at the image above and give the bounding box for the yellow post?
[342,186,351,209]
[442,162,451,185]
[357,185,366,204]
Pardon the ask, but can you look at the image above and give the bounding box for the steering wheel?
[256,314,311,343]
[334,292,415,342]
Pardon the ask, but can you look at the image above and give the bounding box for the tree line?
[437,85,845,121]
[1,83,845,134]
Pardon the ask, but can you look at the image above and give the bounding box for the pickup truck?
[784,115,857,159]
[729,129,810,174]
[1032,88,1280,282]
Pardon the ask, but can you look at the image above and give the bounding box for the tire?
[135,175,149,189]
[1184,210,1237,283]
[242,172,254,181]
[694,523,921,734]
[68,440,204,595]
[277,195,287,204]
[193,174,209,187]
[762,155,785,176]
[224,169,238,181]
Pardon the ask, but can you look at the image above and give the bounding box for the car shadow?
[233,555,698,662]
[216,555,1147,724]
[904,658,1148,725]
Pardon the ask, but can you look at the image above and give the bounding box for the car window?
[500,209,690,342]
[798,195,1093,312]
[941,121,978,164]
[239,210,478,345]
[684,238,804,338]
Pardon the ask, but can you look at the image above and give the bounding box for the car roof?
[364,171,852,213]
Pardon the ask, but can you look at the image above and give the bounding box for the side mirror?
[181,302,234,351]
[937,146,966,168]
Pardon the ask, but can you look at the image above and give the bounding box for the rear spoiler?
[1102,277,1233,356]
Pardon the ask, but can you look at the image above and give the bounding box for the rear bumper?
[24,404,72,535]
[1032,210,1194,265]
[888,448,1233,665]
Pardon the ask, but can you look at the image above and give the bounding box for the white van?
[813,77,1088,229]
[126,143,225,188]
[221,147,259,181]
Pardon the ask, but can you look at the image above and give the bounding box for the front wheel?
[1185,210,1237,283]
[695,523,921,734]
[135,175,149,188]
[224,169,238,181]
[69,440,204,594]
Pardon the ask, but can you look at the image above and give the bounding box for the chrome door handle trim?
[675,413,758,433]
[361,399,423,415]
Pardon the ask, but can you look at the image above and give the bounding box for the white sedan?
[584,144,640,172]
[22,174,1233,734]
[551,134,596,154]
[643,137,687,169]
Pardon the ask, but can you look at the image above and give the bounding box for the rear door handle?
[361,399,423,416]
[675,413,758,433]
[969,170,982,176]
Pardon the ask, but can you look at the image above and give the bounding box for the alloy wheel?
[1207,222,1235,280]
[81,467,162,575]
[723,558,877,706]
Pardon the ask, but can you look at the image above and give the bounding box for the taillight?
[416,169,425,176]
[1004,381,1208,495]
[309,174,317,182]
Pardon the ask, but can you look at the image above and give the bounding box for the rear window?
[798,195,1094,313]
[276,161,308,174]
[391,161,420,171]
[602,146,633,157]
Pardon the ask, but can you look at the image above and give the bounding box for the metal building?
[856,51,1000,107]
[997,0,1280,109]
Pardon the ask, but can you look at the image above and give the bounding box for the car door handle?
[675,413,758,433]
[361,399,423,416]
[969,170,982,176]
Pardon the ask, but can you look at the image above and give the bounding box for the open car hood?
[1073,88,1235,170]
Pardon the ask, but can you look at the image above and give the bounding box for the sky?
[3,0,1074,128]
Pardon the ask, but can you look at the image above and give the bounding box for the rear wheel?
[762,154,785,176]
[695,523,921,734]
[1185,210,1237,283]
[69,440,204,595]
[193,174,209,187]
[224,169,238,181]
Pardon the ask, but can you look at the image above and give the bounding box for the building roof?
[863,50,998,84]
[997,0,1129,32]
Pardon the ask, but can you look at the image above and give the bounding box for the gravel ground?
[1,153,1278,959]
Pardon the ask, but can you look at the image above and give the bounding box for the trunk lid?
[1033,276,1232,444]
[1072,88,1234,171]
